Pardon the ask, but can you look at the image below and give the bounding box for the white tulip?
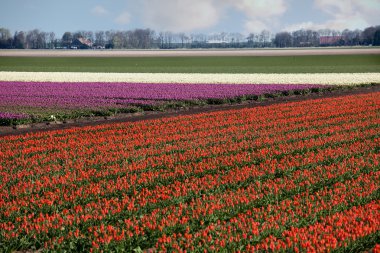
[0,72,379,85]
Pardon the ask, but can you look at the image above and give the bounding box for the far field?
[0,54,379,73]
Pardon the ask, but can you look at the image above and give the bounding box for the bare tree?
[164,31,173,48]
[274,32,292,47]
[48,32,55,49]
[259,30,271,47]
[0,28,12,48]
[342,29,361,46]
[37,31,47,48]
[179,33,186,48]
[61,32,73,48]
[72,31,84,40]
[26,29,37,48]
[84,31,94,42]
[127,29,155,49]
[318,29,332,37]
[112,31,127,49]
[13,31,25,49]
[362,26,377,45]
[95,31,105,47]
[157,32,163,48]
[246,33,255,47]
[0,28,11,40]
[373,28,380,46]
[3,24,380,50]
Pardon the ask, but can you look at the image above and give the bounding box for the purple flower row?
[0,112,29,120]
[0,81,325,110]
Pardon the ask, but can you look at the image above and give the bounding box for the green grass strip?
[0,55,379,73]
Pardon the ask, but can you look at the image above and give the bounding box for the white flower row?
[0,72,379,85]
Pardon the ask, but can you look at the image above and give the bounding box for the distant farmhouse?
[319,36,345,46]
[71,37,93,49]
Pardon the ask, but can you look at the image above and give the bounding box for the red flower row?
[0,92,379,252]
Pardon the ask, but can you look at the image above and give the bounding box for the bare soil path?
[1,48,380,57]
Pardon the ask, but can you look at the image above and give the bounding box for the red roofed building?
[71,37,93,49]
[319,36,344,45]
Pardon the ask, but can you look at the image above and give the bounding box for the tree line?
[1,26,380,49]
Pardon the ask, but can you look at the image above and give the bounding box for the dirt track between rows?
[1,48,380,57]
[1,85,379,137]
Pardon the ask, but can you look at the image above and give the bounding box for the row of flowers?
[0,71,379,85]
[0,81,323,109]
[0,112,29,120]
[1,92,379,252]
[0,112,30,126]
[0,80,330,124]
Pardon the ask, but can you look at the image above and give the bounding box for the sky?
[1,0,380,37]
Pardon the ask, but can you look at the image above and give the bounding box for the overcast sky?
[1,0,380,37]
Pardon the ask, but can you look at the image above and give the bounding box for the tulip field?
[1,53,379,125]
[1,90,380,252]
[1,51,380,252]
[0,80,326,125]
[1,72,380,125]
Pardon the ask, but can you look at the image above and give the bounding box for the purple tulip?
[0,81,326,121]
[0,112,29,119]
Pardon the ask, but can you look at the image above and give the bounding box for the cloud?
[286,0,380,31]
[283,22,316,32]
[91,5,109,17]
[244,20,269,33]
[139,0,287,33]
[317,0,380,29]
[115,11,131,25]
[226,0,287,33]
[232,0,287,19]
[141,0,220,32]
